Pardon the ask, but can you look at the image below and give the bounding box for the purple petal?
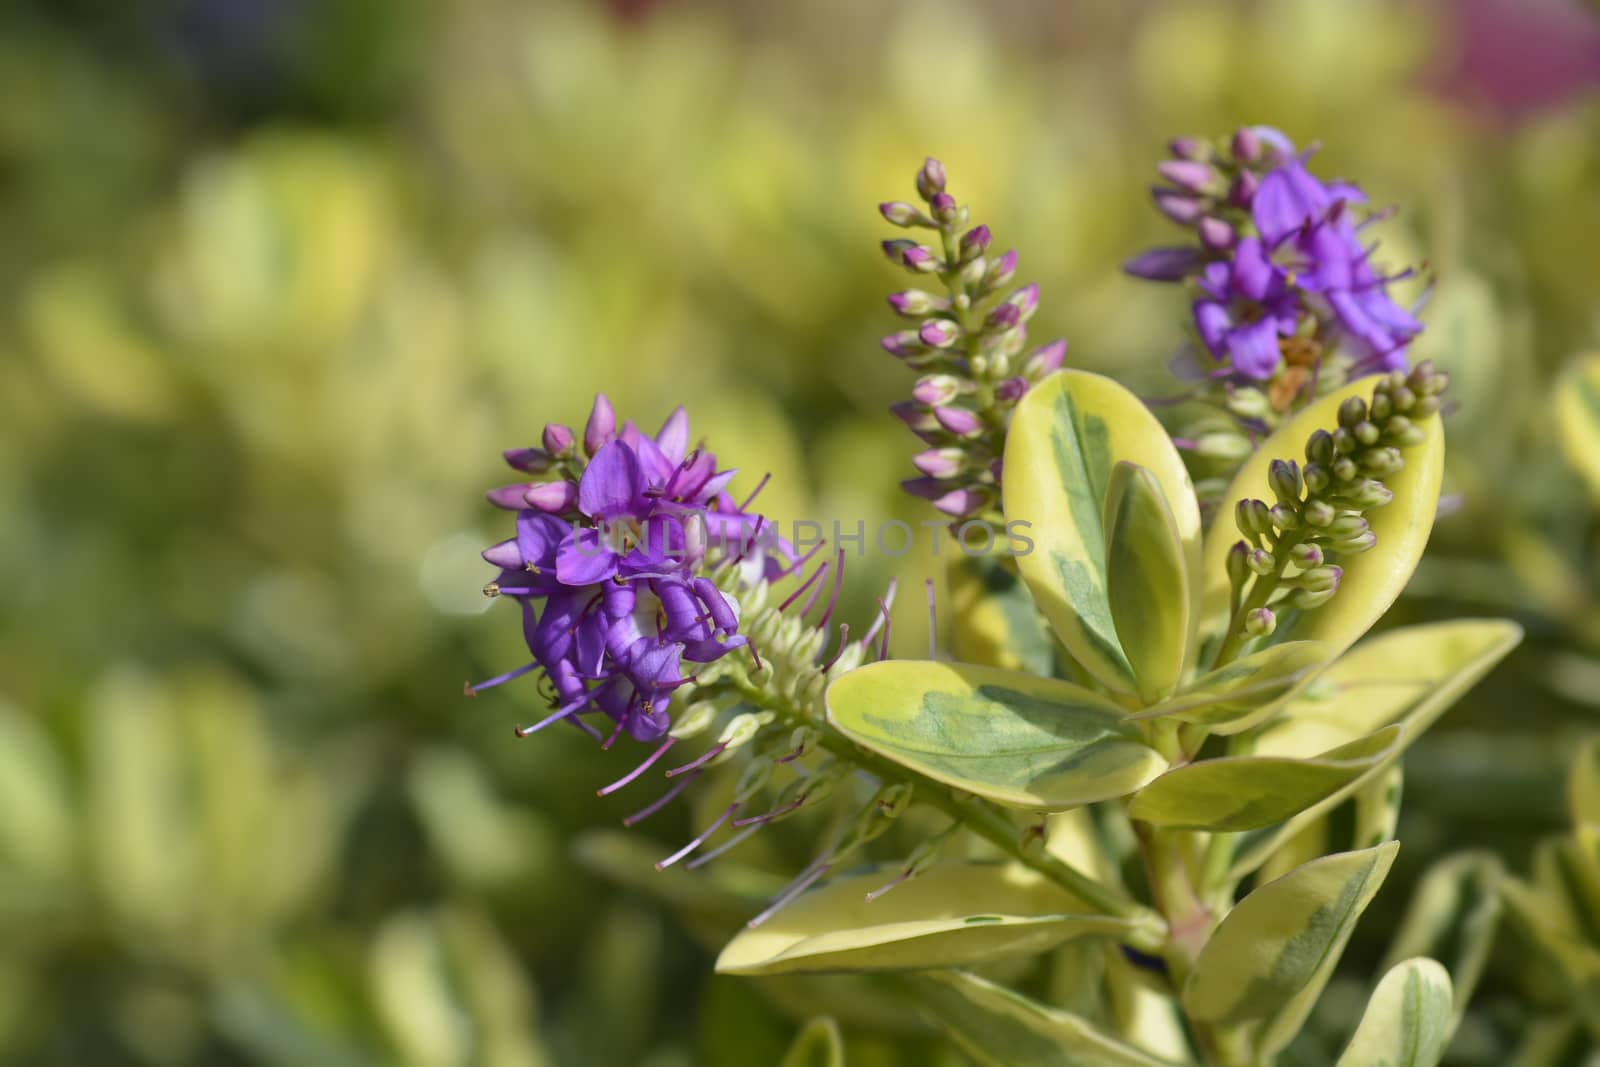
[1193,300,1233,357]
[1254,161,1332,245]
[1227,318,1285,380]
[578,441,643,520]
[1231,238,1280,302]
[482,538,523,569]
[656,407,690,465]
[556,529,618,584]
[1123,246,1204,281]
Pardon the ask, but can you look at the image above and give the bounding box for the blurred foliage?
[0,0,1597,1062]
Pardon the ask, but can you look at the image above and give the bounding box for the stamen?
[515,677,616,737]
[732,796,805,828]
[601,718,625,750]
[597,738,677,796]
[728,514,766,565]
[925,578,939,660]
[864,867,915,903]
[665,741,727,778]
[878,599,893,661]
[738,472,772,512]
[747,858,831,928]
[568,714,604,743]
[819,624,851,673]
[816,550,846,630]
[655,804,739,870]
[778,538,825,579]
[465,661,537,696]
[779,558,830,613]
[859,579,898,647]
[686,822,763,869]
[622,769,701,827]
[799,560,832,618]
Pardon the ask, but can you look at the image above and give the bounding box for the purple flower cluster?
[1126,127,1423,385]
[477,396,781,745]
[879,158,1067,518]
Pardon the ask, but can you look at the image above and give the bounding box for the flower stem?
[1212,531,1305,668]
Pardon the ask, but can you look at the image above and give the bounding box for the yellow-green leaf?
[780,1018,845,1067]
[826,661,1166,811]
[1184,843,1398,1045]
[1130,641,1332,732]
[909,970,1184,1067]
[1004,370,1201,696]
[1333,958,1453,1067]
[1570,737,1600,828]
[714,862,1141,976]
[1381,852,1501,1036]
[1251,620,1522,759]
[1200,378,1445,659]
[1127,726,1403,832]
[1105,461,1192,703]
[1554,353,1600,503]
[948,553,1055,676]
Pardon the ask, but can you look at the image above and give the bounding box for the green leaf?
[908,970,1184,1067]
[1569,737,1600,828]
[1200,378,1445,658]
[780,1018,845,1067]
[1129,641,1332,732]
[1381,853,1502,1036]
[1104,461,1192,703]
[1251,620,1523,759]
[714,861,1142,976]
[1226,621,1519,881]
[1127,725,1403,832]
[1554,353,1600,503]
[948,552,1056,677]
[1004,370,1201,696]
[826,660,1166,810]
[1184,843,1398,1054]
[1333,958,1453,1067]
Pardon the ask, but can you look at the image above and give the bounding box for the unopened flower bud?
[890,401,940,436]
[502,447,554,474]
[881,331,929,359]
[1268,459,1303,504]
[1245,608,1277,637]
[717,711,771,753]
[1236,498,1274,540]
[1169,135,1209,160]
[882,238,917,264]
[1412,395,1441,419]
[1333,428,1359,455]
[912,374,964,406]
[902,245,940,272]
[542,423,576,457]
[1006,283,1040,322]
[1269,503,1300,531]
[1229,170,1260,208]
[1199,217,1236,251]
[958,225,992,261]
[930,192,959,224]
[1332,456,1358,482]
[1290,586,1338,610]
[1297,564,1343,593]
[1022,339,1068,379]
[919,319,961,348]
[1388,385,1416,413]
[670,701,720,740]
[1369,391,1393,422]
[1330,530,1378,554]
[584,393,616,456]
[987,303,1022,330]
[887,289,943,317]
[525,481,579,512]
[1305,429,1336,466]
[1290,542,1324,569]
[1197,431,1253,461]
[486,484,535,510]
[934,406,983,438]
[1359,448,1404,476]
[1158,159,1221,195]
[916,157,947,201]
[1324,514,1370,539]
[1247,547,1275,576]
[1338,396,1369,430]
[1153,188,1206,225]
[1352,420,1380,446]
[995,376,1029,404]
[934,486,993,518]
[1230,126,1263,163]
[985,250,1019,291]
[877,783,914,818]
[1303,463,1331,495]
[1226,387,1270,419]
[880,201,931,227]
[1344,480,1393,509]
[912,447,965,478]
[1227,540,1250,587]
[1303,499,1336,527]
[1123,246,1204,281]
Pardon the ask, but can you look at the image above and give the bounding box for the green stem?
[1211,531,1306,669]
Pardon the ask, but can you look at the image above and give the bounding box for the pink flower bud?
[902,246,940,272]
[879,201,928,227]
[542,423,576,456]
[1158,159,1221,194]
[486,483,536,510]
[985,250,1018,290]
[1199,217,1237,250]
[994,376,1029,403]
[881,330,927,358]
[919,319,960,348]
[502,448,554,474]
[1230,126,1262,163]
[1006,283,1040,321]
[1022,339,1068,379]
[525,481,580,512]
[583,394,616,456]
[912,447,965,478]
[929,192,958,223]
[915,157,947,200]
[934,406,983,437]
[912,374,962,406]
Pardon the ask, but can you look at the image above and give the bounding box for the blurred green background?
[1,0,1598,1063]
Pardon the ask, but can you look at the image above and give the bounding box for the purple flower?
[1192,238,1299,380]
[476,395,783,744]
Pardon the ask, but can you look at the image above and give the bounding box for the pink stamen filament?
[925,578,939,660]
[623,770,701,827]
[465,661,537,696]
[798,560,832,618]
[816,550,846,630]
[859,579,899,648]
[738,472,772,512]
[732,796,805,828]
[686,822,763,870]
[779,558,830,613]
[597,738,677,796]
[864,867,916,903]
[748,859,832,928]
[665,741,727,778]
[655,804,739,870]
